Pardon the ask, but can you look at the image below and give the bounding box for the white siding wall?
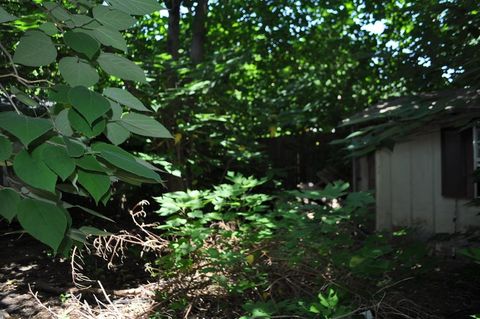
[369,129,480,234]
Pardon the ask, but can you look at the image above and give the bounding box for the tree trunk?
[191,0,208,64]
[164,0,185,191]
[166,0,181,60]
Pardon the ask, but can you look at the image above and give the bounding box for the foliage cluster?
[0,0,172,254]
[1,0,479,253]
[131,0,480,187]
[146,174,429,318]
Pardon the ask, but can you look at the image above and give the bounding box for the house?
[338,89,480,234]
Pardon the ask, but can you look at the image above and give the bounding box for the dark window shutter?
[441,127,474,198]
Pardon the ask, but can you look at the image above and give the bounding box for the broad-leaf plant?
[0,0,170,254]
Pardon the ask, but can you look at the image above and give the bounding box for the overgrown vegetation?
[74,174,433,318]
[0,0,479,318]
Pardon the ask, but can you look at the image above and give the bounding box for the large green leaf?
[59,57,99,87]
[103,88,149,111]
[92,5,136,30]
[17,199,67,251]
[13,150,57,193]
[63,136,86,157]
[63,202,114,222]
[68,109,106,137]
[71,14,93,27]
[77,169,110,203]
[105,122,130,145]
[54,109,73,136]
[115,169,160,185]
[44,2,71,21]
[91,26,127,52]
[120,113,172,138]
[92,142,161,182]
[13,30,57,67]
[68,86,110,125]
[0,135,12,161]
[76,155,107,172]
[106,0,161,15]
[39,22,58,36]
[79,226,112,236]
[64,31,100,59]
[97,53,147,83]
[11,87,38,107]
[0,188,20,222]
[109,100,123,120]
[40,144,76,181]
[0,6,17,23]
[0,112,53,147]
[49,84,71,104]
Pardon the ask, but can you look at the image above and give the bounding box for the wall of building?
[358,129,480,234]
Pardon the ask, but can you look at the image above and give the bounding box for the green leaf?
[0,188,20,222]
[13,150,57,193]
[40,144,75,181]
[100,189,112,205]
[106,0,161,15]
[17,199,67,251]
[106,122,130,145]
[349,255,365,268]
[0,135,13,161]
[68,109,106,137]
[109,100,123,120]
[49,85,71,104]
[11,87,38,107]
[59,57,99,87]
[13,30,57,67]
[76,155,107,172]
[0,6,17,23]
[68,86,110,125]
[64,31,100,60]
[77,169,110,203]
[103,87,149,111]
[54,109,74,136]
[44,2,71,21]
[120,113,172,138]
[39,22,58,35]
[0,112,53,147]
[92,5,136,30]
[71,14,93,27]
[92,142,161,182]
[64,203,114,222]
[79,226,112,236]
[92,26,127,52]
[75,0,95,7]
[82,20,102,30]
[97,52,146,83]
[67,228,86,244]
[63,136,86,157]
[308,304,321,314]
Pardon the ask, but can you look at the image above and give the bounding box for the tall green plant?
[0,0,170,254]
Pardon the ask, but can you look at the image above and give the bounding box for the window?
[473,126,480,197]
[441,127,474,198]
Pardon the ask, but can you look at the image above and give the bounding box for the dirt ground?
[1,233,480,318]
[380,258,480,318]
[0,234,155,319]
[0,235,71,318]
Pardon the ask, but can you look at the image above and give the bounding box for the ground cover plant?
[145,175,438,318]
[60,173,438,318]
